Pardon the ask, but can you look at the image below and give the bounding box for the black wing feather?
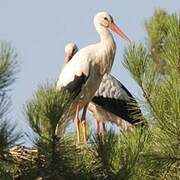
[63,73,88,99]
[92,96,142,124]
[92,74,144,125]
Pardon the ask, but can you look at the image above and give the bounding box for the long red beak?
[109,22,130,41]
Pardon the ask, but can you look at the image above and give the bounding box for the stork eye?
[72,48,77,54]
[104,17,108,21]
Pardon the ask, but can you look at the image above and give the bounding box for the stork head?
[94,11,130,41]
[64,43,78,63]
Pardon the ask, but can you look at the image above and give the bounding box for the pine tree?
[0,42,22,179]
[123,9,180,179]
[0,8,179,180]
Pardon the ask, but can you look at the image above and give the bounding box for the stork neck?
[95,26,116,75]
[96,25,114,43]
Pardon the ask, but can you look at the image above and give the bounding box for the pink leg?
[95,121,106,135]
[99,122,106,135]
[74,104,80,144]
[102,122,107,134]
[96,120,100,135]
[81,103,89,144]
[99,122,106,143]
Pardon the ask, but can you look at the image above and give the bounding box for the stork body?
[61,43,144,139]
[56,12,129,143]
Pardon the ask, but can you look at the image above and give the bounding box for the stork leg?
[81,103,89,144]
[74,104,80,144]
[102,122,107,135]
[95,121,107,142]
[96,121,107,135]
[96,122,106,143]
[101,122,107,142]
[95,120,100,135]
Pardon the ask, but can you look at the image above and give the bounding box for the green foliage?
[0,9,179,180]
[0,42,18,91]
[145,9,169,52]
[24,83,71,139]
[123,43,158,122]
[0,122,22,153]
[162,13,180,73]
[145,9,180,75]
[0,42,21,179]
[22,84,83,179]
[123,43,151,86]
[123,9,180,179]
[145,9,169,74]
[123,43,158,100]
[10,8,180,180]
[19,138,80,180]
[144,74,180,179]
[74,128,149,180]
[0,92,11,119]
[23,83,148,179]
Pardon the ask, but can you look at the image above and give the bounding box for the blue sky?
[0,0,179,137]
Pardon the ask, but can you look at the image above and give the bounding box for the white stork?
[62,43,145,137]
[56,12,129,143]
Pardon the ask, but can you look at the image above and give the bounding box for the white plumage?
[56,12,129,143]
[61,43,145,137]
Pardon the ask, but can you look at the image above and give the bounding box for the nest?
[9,146,37,162]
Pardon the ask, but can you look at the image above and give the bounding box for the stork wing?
[92,74,142,124]
[95,74,133,100]
[62,73,89,98]
[57,56,90,99]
